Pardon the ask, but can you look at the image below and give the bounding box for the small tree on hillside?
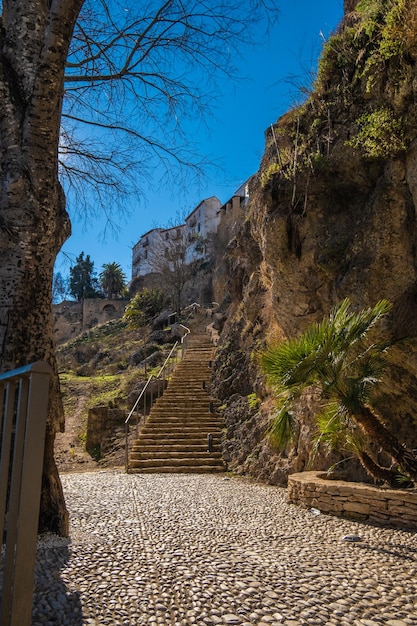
[69,252,100,301]
[124,288,167,329]
[100,262,126,299]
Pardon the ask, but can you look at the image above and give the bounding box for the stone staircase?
[128,332,226,473]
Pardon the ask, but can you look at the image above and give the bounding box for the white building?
[184,196,222,240]
[132,197,221,279]
[132,227,164,277]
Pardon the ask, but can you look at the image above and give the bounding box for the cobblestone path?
[33,471,417,626]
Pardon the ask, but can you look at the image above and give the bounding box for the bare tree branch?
[58,0,279,221]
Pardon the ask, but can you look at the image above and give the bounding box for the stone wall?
[53,298,127,344]
[86,406,127,459]
[288,471,417,530]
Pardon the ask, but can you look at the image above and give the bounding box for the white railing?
[124,324,190,472]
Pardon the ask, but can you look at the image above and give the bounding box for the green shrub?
[261,163,280,187]
[347,107,406,158]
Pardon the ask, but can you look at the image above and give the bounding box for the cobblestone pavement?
[33,471,417,626]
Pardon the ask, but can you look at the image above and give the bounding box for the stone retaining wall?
[287,471,417,530]
[86,406,126,458]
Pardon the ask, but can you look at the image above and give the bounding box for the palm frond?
[260,300,392,394]
[313,401,351,455]
[345,431,367,454]
[394,472,414,488]
[260,298,396,483]
[332,298,392,352]
[268,406,297,449]
[260,320,332,389]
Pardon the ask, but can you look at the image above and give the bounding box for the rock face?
[344,0,359,13]
[212,1,417,485]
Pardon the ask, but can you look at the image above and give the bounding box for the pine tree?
[69,252,100,301]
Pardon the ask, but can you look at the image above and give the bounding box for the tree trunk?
[357,450,399,486]
[355,405,417,481]
[0,0,83,536]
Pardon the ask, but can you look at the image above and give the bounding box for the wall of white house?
[132,228,164,277]
[131,188,248,280]
[132,197,221,278]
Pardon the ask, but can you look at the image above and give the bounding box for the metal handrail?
[124,306,197,472]
[124,337,188,472]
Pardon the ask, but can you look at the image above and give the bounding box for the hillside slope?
[55,318,177,471]
[55,311,211,472]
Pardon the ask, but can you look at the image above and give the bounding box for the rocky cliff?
[212,0,417,484]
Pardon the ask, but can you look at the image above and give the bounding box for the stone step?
[145,416,222,424]
[170,372,212,378]
[131,435,220,451]
[144,426,222,434]
[154,391,212,395]
[145,421,222,428]
[174,355,213,360]
[150,409,216,416]
[134,430,222,439]
[135,431,222,439]
[152,402,214,408]
[130,450,223,460]
[138,425,222,434]
[154,396,214,403]
[129,457,224,468]
[161,381,212,387]
[128,465,225,474]
[145,412,221,420]
[146,412,218,422]
[141,434,222,441]
[131,443,220,453]
[140,429,222,438]
[181,358,213,363]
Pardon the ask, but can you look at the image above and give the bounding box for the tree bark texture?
[357,450,398,486]
[0,0,83,536]
[355,405,417,481]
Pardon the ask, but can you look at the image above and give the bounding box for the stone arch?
[102,304,116,316]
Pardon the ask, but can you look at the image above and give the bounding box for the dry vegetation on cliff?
[212,0,417,486]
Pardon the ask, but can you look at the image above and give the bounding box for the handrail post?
[125,422,129,473]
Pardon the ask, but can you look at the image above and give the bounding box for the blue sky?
[57,0,344,281]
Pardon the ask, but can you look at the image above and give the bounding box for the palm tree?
[260,298,417,485]
[99,262,126,299]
